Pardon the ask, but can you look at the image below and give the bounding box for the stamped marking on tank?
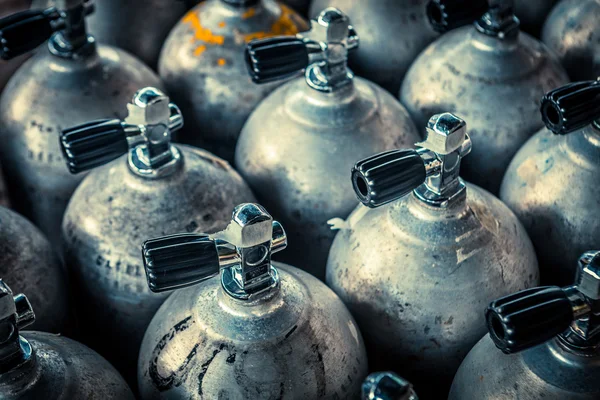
[149,316,201,391]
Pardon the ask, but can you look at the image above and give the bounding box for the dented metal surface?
[400,16,568,194]
[159,0,308,162]
[62,144,255,384]
[0,2,162,246]
[500,124,600,285]
[309,0,439,94]
[542,0,600,81]
[0,206,69,334]
[138,263,368,399]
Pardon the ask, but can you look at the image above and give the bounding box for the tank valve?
[142,203,287,300]
[487,250,600,354]
[352,112,472,208]
[362,372,419,400]
[60,87,184,177]
[0,280,35,374]
[0,0,96,60]
[427,0,519,38]
[541,80,600,135]
[245,7,358,92]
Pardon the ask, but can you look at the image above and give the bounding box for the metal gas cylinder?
[59,87,255,384]
[542,0,600,81]
[158,0,308,162]
[449,250,600,399]
[500,81,600,286]
[0,0,162,245]
[237,8,420,279]
[362,372,419,400]
[326,113,540,398]
[513,0,557,37]
[308,0,439,93]
[0,0,31,93]
[0,206,68,333]
[0,280,135,399]
[35,0,192,70]
[400,0,568,194]
[138,202,368,399]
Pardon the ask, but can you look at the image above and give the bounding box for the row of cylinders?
[0,0,598,399]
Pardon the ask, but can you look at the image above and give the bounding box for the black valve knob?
[142,234,220,293]
[245,37,309,84]
[0,8,60,60]
[486,286,574,354]
[60,119,129,174]
[427,0,489,33]
[541,80,600,135]
[352,149,427,208]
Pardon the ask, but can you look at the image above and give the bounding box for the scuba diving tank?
[0,0,162,245]
[158,0,308,162]
[542,0,600,81]
[237,8,420,279]
[308,0,439,93]
[513,0,557,37]
[500,81,600,286]
[0,0,31,92]
[326,112,539,398]
[362,372,419,400]
[59,87,255,384]
[0,206,68,333]
[138,202,368,399]
[0,280,135,399]
[35,0,192,70]
[400,0,568,194]
[449,250,600,399]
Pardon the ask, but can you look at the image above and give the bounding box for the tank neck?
[48,0,97,60]
[473,1,520,41]
[0,337,39,393]
[304,58,353,93]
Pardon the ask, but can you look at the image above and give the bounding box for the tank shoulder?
[139,262,366,399]
[19,332,134,400]
[64,146,255,248]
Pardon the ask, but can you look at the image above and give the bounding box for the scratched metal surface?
[138,263,368,399]
[159,0,308,162]
[400,25,568,195]
[0,45,162,246]
[326,184,539,398]
[500,125,600,286]
[62,145,255,386]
